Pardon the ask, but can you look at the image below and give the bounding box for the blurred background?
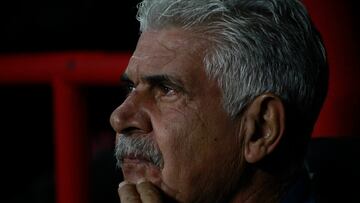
[0,0,359,203]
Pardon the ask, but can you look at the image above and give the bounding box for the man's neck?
[229,170,287,203]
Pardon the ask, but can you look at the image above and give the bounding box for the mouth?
[121,154,162,184]
[115,135,164,168]
[115,134,164,183]
[122,153,156,165]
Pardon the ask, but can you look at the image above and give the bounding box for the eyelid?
[121,74,186,98]
[157,82,175,92]
[122,80,136,96]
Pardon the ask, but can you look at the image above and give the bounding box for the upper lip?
[123,153,151,163]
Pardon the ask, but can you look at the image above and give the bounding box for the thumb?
[118,181,141,203]
[136,180,163,203]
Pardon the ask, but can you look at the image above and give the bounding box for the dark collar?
[280,172,316,203]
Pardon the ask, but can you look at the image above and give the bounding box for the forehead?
[125,29,207,78]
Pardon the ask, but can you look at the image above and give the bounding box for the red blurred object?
[0,52,130,84]
[0,52,130,203]
[303,0,360,136]
[0,1,359,202]
[53,78,89,203]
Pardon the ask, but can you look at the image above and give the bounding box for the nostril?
[121,126,141,136]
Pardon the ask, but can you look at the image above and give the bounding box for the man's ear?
[241,93,285,164]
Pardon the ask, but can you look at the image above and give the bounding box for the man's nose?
[110,91,152,135]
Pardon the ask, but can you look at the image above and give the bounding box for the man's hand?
[118,180,163,203]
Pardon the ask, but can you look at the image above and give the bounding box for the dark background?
[0,0,140,202]
[0,0,359,203]
[0,0,141,53]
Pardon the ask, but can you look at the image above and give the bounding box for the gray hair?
[137,0,328,139]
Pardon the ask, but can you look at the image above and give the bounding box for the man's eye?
[158,84,176,97]
[124,83,135,95]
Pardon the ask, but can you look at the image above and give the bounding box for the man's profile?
[110,0,328,202]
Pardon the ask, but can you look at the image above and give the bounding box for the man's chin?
[121,159,163,185]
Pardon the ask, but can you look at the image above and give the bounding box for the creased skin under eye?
[153,84,180,103]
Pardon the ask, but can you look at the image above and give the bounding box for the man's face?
[110,28,244,202]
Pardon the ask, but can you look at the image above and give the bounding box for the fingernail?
[136,178,147,184]
[118,181,129,189]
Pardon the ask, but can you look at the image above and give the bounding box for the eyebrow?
[120,74,132,84]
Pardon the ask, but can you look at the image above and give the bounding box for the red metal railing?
[0,52,130,203]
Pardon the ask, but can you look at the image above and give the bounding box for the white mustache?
[114,134,164,168]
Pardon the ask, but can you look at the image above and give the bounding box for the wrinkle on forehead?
[125,28,209,85]
[134,30,178,56]
[126,31,179,77]
[134,29,206,58]
[132,39,176,60]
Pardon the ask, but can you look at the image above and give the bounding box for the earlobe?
[242,94,285,164]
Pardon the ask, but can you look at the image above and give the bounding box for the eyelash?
[124,82,135,95]
[156,83,176,96]
[123,82,178,98]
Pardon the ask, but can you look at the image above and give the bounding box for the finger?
[118,181,142,203]
[136,181,163,203]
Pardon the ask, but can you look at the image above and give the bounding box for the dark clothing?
[280,173,315,203]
